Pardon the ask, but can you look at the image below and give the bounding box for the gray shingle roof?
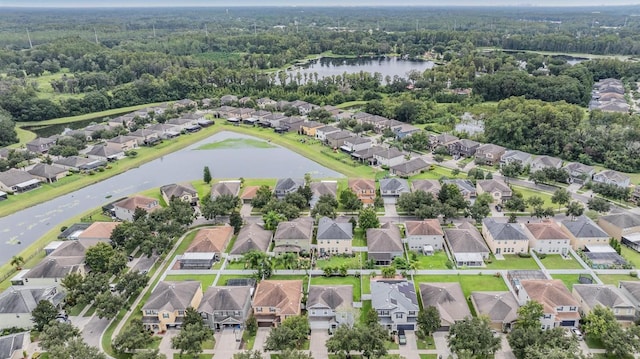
[420,282,471,326]
[0,332,26,359]
[371,280,419,311]
[274,218,314,241]
[211,181,241,198]
[620,281,640,302]
[275,178,305,192]
[24,256,85,279]
[470,291,519,325]
[307,285,353,310]
[54,156,92,168]
[444,222,489,254]
[390,158,430,175]
[375,147,405,160]
[326,130,353,141]
[0,286,63,314]
[600,213,640,229]
[230,223,272,255]
[161,183,198,199]
[573,284,634,310]
[198,286,251,314]
[411,180,441,194]
[501,150,531,163]
[367,223,403,253]
[0,169,38,187]
[27,164,67,179]
[477,180,511,195]
[317,217,353,241]
[561,216,608,238]
[483,219,529,241]
[310,182,337,198]
[379,178,410,193]
[142,281,201,312]
[531,155,562,169]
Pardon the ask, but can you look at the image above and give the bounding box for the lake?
[284,56,435,84]
[0,131,343,266]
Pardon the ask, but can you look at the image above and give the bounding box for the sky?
[0,0,637,7]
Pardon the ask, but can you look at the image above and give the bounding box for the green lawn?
[551,274,592,291]
[416,336,436,350]
[201,338,215,350]
[585,335,606,349]
[352,228,366,247]
[484,255,540,270]
[226,260,247,270]
[597,274,640,286]
[539,254,584,270]
[217,275,255,286]
[173,354,212,359]
[195,138,276,150]
[410,166,465,180]
[315,255,361,270]
[412,274,508,298]
[310,276,362,301]
[175,230,199,255]
[420,355,438,359]
[9,127,37,149]
[242,329,256,350]
[360,300,372,325]
[163,274,217,289]
[621,246,640,268]
[511,185,554,209]
[362,275,371,294]
[413,251,450,270]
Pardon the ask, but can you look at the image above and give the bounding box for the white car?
[570,327,583,340]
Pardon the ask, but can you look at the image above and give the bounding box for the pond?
[283,56,435,84]
[0,131,343,266]
[24,116,113,138]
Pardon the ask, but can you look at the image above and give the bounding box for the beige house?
[211,181,242,199]
[476,179,512,203]
[524,220,571,256]
[572,284,636,324]
[112,195,160,221]
[482,218,530,255]
[253,280,303,327]
[348,178,376,207]
[141,281,203,332]
[316,217,353,256]
[27,164,68,184]
[77,222,120,241]
[273,217,314,254]
[470,291,519,332]
[405,219,444,253]
[598,213,640,240]
[420,282,471,329]
[560,216,610,250]
[160,183,199,206]
[517,280,580,329]
[475,144,506,166]
[107,135,139,151]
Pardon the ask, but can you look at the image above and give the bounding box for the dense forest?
[2,6,640,171]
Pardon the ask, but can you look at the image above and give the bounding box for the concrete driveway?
[214,328,243,359]
[78,315,111,349]
[384,203,398,217]
[397,331,420,359]
[495,334,515,359]
[254,327,271,352]
[433,331,452,358]
[310,330,329,359]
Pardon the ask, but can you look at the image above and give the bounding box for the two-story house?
[618,281,640,316]
[411,180,441,196]
[500,150,532,168]
[274,178,305,199]
[141,281,203,332]
[442,179,476,199]
[307,285,354,332]
[572,284,636,323]
[273,217,314,254]
[560,216,610,250]
[348,178,376,207]
[315,126,341,142]
[449,139,480,158]
[379,178,410,204]
[198,286,253,330]
[475,144,506,166]
[428,133,459,151]
[112,195,160,221]
[310,181,337,209]
[530,155,563,173]
[230,223,273,257]
[25,137,56,154]
[107,135,139,152]
[252,280,302,327]
[405,219,444,253]
[161,183,199,206]
[563,162,595,185]
[326,131,354,149]
[341,136,372,153]
[592,170,631,188]
[0,286,65,330]
[516,279,580,329]
[317,217,353,256]
[476,179,512,203]
[299,121,325,137]
[367,223,404,266]
[524,220,571,256]
[371,279,419,331]
[599,213,640,241]
[444,222,489,267]
[420,282,471,330]
[374,148,406,167]
[482,218,530,255]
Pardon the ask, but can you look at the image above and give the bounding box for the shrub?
[537,253,547,259]
[518,252,531,258]
[631,271,638,278]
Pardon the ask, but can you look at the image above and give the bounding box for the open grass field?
[484,255,540,270]
[539,254,584,270]
[8,127,37,149]
[511,185,554,209]
[310,275,362,301]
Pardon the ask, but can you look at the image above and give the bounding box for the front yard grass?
[416,336,436,350]
[597,274,640,286]
[173,354,211,359]
[413,251,450,270]
[315,255,361,270]
[539,254,584,270]
[484,255,540,270]
[242,329,256,350]
[511,185,554,209]
[585,335,606,349]
[420,355,438,359]
[362,275,371,294]
[352,228,366,247]
[310,275,362,301]
[163,274,216,289]
[359,300,372,325]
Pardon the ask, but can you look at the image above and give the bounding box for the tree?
[47,337,107,359]
[381,266,396,278]
[326,325,361,359]
[500,162,523,181]
[468,200,490,223]
[202,194,240,221]
[358,207,379,230]
[504,194,526,212]
[171,322,212,358]
[113,319,154,354]
[587,197,610,213]
[265,315,309,351]
[116,270,149,300]
[515,301,544,329]
[252,185,273,208]
[108,250,128,276]
[582,306,640,358]
[203,166,212,184]
[565,201,584,219]
[32,300,59,331]
[438,183,467,211]
[358,323,388,359]
[363,308,379,327]
[263,210,286,231]
[581,305,618,340]
[230,211,243,234]
[0,110,18,147]
[132,350,167,359]
[311,194,339,219]
[526,196,544,208]
[279,349,314,359]
[94,292,125,319]
[340,188,363,212]
[448,316,501,359]
[39,321,81,350]
[61,272,84,306]
[234,351,263,359]
[417,306,440,338]
[551,188,571,210]
[78,272,110,305]
[10,255,24,270]
[84,242,115,273]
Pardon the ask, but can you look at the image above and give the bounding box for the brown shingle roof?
[520,279,579,314]
[241,186,261,200]
[114,195,159,212]
[187,226,234,253]
[405,219,443,236]
[349,178,375,192]
[253,280,302,315]
[525,221,569,240]
[77,222,119,240]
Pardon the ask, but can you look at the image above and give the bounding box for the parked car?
[571,327,583,340]
[398,329,407,345]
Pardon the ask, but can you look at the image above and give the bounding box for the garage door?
[383,197,396,204]
[560,321,575,327]
[397,324,415,331]
[258,321,273,327]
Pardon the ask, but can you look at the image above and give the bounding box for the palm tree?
[10,256,24,270]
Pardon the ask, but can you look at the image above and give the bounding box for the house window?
[178,310,185,316]
[409,311,416,316]
[162,313,170,319]
[395,313,403,319]
[270,307,276,313]
[144,310,158,316]
[234,311,240,316]
[543,314,551,319]
[569,307,577,311]
[256,307,263,312]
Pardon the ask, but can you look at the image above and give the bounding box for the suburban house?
[349,178,376,207]
[27,164,68,183]
[448,139,480,158]
[618,281,640,313]
[315,126,340,141]
[160,183,199,206]
[391,158,431,177]
[173,98,197,109]
[54,156,106,172]
[147,124,181,139]
[442,179,476,199]
[316,217,353,256]
[220,95,238,105]
[300,121,325,137]
[599,213,640,240]
[592,170,631,188]
[86,143,125,161]
[181,226,234,269]
[252,280,303,327]
[379,178,410,204]
[371,279,419,331]
[572,284,636,323]
[0,286,65,329]
[128,129,161,145]
[106,135,139,151]
[142,281,203,332]
[309,181,337,208]
[374,147,406,167]
[367,223,404,266]
[257,97,277,109]
[0,332,30,359]
[392,123,421,139]
[524,220,571,256]
[230,223,273,256]
[428,133,459,151]
[211,181,242,199]
[273,217,314,254]
[325,131,354,148]
[420,282,472,330]
[563,162,595,184]
[476,179,512,203]
[341,136,372,153]
[470,291,519,332]
[515,280,580,329]
[633,187,640,205]
[25,137,56,154]
[274,178,305,199]
[411,179,441,196]
[307,285,354,332]
[280,117,304,132]
[0,169,41,193]
[482,218,530,255]
[76,221,120,241]
[112,195,160,221]
[560,216,610,250]
[404,219,444,253]
[500,150,532,168]
[444,222,490,267]
[530,155,563,173]
[240,186,260,204]
[351,146,385,165]
[475,144,506,165]
[198,286,253,330]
